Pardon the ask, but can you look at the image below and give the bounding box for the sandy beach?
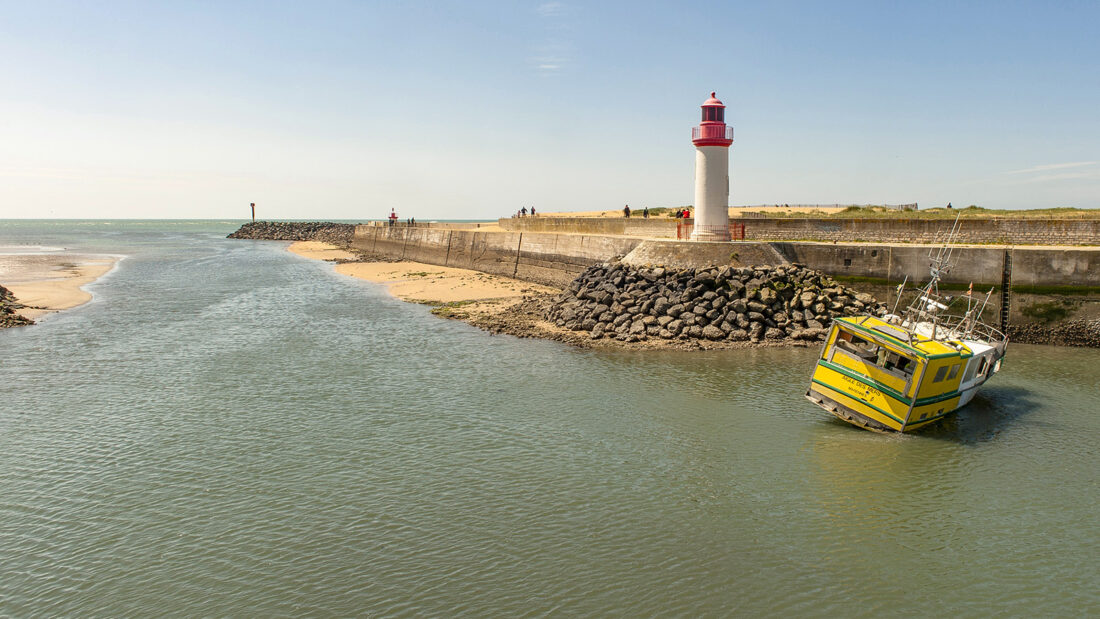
[287,241,557,304]
[0,251,119,321]
[285,240,359,262]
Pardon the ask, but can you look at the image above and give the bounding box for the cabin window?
[962,360,978,383]
[878,349,915,377]
[977,357,988,375]
[947,364,960,380]
[933,366,949,382]
[835,331,877,359]
[835,330,917,380]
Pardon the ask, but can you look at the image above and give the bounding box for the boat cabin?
[808,315,992,432]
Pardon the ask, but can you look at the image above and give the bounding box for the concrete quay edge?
[353,225,1100,289]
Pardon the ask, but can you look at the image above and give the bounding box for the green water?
[1,221,1097,616]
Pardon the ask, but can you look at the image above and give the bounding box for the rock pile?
[546,262,884,343]
[228,221,356,245]
[1008,319,1100,348]
[1,284,34,329]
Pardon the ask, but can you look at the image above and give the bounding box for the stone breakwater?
[1,284,34,329]
[1008,320,1100,348]
[546,262,884,344]
[228,221,356,245]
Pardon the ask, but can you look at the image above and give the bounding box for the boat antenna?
[971,287,996,338]
[901,213,963,332]
[927,212,963,286]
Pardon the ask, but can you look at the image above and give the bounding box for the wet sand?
[333,261,555,304]
[285,241,358,262]
[288,241,556,304]
[0,252,119,321]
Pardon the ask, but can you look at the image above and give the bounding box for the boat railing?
[930,312,1008,344]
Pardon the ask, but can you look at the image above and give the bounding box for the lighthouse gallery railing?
[691,125,734,141]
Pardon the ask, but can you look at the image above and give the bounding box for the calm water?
[1,220,1097,617]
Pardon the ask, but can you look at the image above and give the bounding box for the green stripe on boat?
[819,360,962,407]
[819,360,911,403]
[810,379,905,424]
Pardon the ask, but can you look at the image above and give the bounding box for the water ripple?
[1,222,1097,616]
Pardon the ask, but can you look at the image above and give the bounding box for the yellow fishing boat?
[806,218,1008,432]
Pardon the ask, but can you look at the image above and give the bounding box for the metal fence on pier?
[675,222,746,241]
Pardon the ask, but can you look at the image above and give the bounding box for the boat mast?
[902,213,962,334]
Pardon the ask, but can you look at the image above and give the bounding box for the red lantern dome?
[692,91,733,147]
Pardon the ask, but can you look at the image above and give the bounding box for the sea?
[1,220,1097,616]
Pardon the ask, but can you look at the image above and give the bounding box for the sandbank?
[286,240,358,262]
[287,241,557,304]
[0,251,119,320]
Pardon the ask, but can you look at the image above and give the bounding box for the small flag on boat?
[967,282,973,296]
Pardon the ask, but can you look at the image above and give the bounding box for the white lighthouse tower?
[691,92,734,241]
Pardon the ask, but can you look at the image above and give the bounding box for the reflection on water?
[0,221,1097,616]
[923,385,1040,443]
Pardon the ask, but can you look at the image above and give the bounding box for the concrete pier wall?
[498,217,686,238]
[353,225,1100,289]
[737,218,1100,245]
[351,226,641,287]
[500,216,1100,246]
[771,243,1100,287]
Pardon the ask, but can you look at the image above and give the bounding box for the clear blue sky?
[1,1,1097,219]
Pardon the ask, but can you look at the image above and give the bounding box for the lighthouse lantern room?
[691,92,734,241]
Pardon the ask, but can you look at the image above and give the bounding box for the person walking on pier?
[623,204,631,218]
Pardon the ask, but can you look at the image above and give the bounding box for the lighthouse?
[691,92,734,241]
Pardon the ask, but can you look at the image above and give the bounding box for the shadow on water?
[816,385,1039,445]
[917,385,1039,444]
